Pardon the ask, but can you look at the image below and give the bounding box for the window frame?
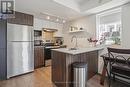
[96,8,122,45]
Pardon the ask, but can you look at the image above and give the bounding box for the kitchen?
[34,22,66,68]
[0,0,130,87]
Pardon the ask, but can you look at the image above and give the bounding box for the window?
[96,8,122,45]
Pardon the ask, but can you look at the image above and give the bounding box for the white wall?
[122,3,130,48]
[63,15,96,48]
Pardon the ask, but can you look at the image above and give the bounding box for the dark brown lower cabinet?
[0,49,7,80]
[52,50,98,87]
[52,51,66,87]
[34,46,44,69]
[0,20,7,80]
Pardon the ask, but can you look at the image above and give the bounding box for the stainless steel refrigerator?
[7,23,34,78]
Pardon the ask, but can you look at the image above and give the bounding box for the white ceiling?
[15,0,130,21]
[74,0,87,5]
[15,0,81,20]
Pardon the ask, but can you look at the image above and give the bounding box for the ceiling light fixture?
[47,16,50,20]
[63,20,66,23]
[56,18,59,21]
[41,12,66,24]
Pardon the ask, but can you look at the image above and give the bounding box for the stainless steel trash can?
[73,62,87,87]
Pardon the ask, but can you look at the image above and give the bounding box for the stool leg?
[113,74,115,81]
[109,74,111,87]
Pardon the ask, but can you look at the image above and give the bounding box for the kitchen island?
[51,47,103,87]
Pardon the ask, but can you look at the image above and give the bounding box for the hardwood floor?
[0,66,129,87]
[0,67,55,87]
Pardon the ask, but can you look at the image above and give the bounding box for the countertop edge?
[52,47,104,55]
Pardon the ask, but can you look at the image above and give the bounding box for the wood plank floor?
[0,66,129,87]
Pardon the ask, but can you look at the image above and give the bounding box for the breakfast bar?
[51,47,103,87]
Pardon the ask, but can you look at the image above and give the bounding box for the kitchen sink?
[68,48,78,50]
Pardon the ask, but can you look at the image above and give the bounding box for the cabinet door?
[0,20,7,49]
[0,20,7,80]
[52,51,66,87]
[0,49,7,80]
[8,12,33,26]
[34,47,44,69]
[50,22,57,29]
[54,23,63,37]
[34,18,43,30]
[43,21,58,29]
[42,20,49,28]
[27,14,34,26]
[87,51,98,79]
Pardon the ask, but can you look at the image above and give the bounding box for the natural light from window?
[96,8,122,45]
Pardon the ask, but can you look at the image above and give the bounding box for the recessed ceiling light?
[63,20,66,23]
[47,16,50,20]
[56,18,59,22]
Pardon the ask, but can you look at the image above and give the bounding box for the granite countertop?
[52,46,104,55]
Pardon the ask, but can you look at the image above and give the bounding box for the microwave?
[34,30,42,37]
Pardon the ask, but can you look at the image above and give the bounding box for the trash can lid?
[73,62,87,68]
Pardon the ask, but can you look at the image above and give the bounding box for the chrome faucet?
[71,35,78,50]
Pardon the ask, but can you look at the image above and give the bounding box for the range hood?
[43,28,58,32]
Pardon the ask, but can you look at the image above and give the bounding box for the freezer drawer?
[7,42,34,78]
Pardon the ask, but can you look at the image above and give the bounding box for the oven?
[44,43,54,61]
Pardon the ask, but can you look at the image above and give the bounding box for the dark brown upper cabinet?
[7,12,34,26]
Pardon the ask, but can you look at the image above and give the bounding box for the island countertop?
[52,46,104,55]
